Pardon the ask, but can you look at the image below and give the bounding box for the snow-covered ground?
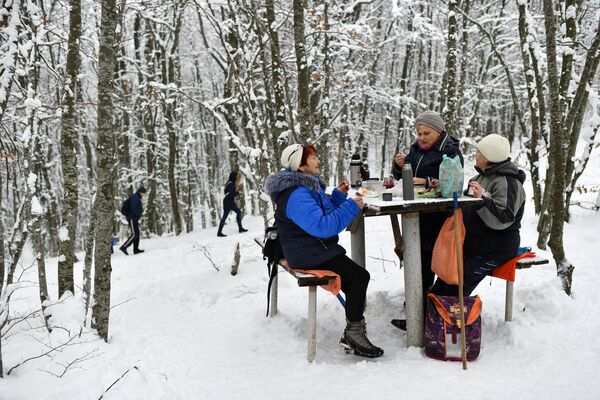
[2,155,600,399]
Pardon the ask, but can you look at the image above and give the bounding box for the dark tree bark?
[563,20,600,219]
[83,195,96,326]
[293,0,311,142]
[517,1,543,214]
[0,164,4,294]
[542,0,574,295]
[164,7,184,236]
[58,0,82,297]
[442,0,458,134]
[92,0,119,342]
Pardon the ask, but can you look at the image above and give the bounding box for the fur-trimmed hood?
[264,171,326,199]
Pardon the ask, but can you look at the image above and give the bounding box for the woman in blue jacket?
[265,144,383,358]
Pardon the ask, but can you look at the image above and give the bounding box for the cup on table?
[383,176,395,189]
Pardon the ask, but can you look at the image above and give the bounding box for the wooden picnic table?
[349,195,483,347]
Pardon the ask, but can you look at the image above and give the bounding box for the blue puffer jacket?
[264,171,360,268]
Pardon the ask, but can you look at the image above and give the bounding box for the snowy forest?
[1,0,600,395]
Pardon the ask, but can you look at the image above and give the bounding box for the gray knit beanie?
[415,111,446,133]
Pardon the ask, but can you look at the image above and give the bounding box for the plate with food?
[357,187,379,198]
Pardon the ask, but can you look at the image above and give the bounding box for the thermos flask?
[402,164,414,200]
[350,154,363,188]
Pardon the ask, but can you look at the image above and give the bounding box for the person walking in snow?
[120,186,147,255]
[264,143,384,358]
[430,134,526,296]
[217,169,248,237]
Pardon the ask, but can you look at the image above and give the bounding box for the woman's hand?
[336,181,350,193]
[413,177,427,185]
[394,153,405,168]
[468,181,484,198]
[353,197,364,209]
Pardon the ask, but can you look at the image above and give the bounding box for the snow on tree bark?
[58,0,82,297]
[92,0,119,342]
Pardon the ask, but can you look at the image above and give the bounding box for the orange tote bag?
[431,209,466,285]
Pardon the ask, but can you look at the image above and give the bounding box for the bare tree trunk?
[231,242,240,276]
[141,24,160,235]
[265,0,285,155]
[83,195,96,326]
[30,136,50,330]
[0,166,5,294]
[517,2,543,214]
[30,204,50,330]
[542,0,574,295]
[455,0,470,137]
[293,0,311,141]
[443,0,458,133]
[165,6,183,235]
[563,21,600,219]
[40,138,60,256]
[7,201,31,286]
[92,0,119,342]
[58,0,82,297]
[336,103,347,183]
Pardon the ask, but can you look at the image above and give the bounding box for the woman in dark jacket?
[431,134,526,296]
[217,170,248,237]
[264,143,383,358]
[391,111,464,330]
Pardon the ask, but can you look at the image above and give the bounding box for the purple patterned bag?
[424,293,482,361]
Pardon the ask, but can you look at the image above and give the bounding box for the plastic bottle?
[402,164,414,200]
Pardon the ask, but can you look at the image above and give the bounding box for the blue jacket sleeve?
[287,188,359,238]
[330,188,348,206]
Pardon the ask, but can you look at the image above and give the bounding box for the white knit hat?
[280,144,304,171]
[477,134,510,163]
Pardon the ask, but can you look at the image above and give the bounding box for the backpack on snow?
[425,293,482,361]
[262,223,283,316]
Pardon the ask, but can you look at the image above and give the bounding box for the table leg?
[401,212,424,347]
[350,213,366,268]
[505,280,513,322]
[390,214,404,263]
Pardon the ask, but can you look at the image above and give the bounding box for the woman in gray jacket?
[431,134,526,296]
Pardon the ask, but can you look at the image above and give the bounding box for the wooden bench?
[254,238,337,363]
[504,257,550,321]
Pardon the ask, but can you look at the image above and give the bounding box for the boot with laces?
[339,319,383,358]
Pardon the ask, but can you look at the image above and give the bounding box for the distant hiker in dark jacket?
[390,111,464,330]
[264,143,383,358]
[217,170,248,237]
[431,134,526,296]
[120,186,147,255]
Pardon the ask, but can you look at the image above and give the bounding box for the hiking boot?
[119,247,128,256]
[133,249,145,254]
[342,319,384,358]
[239,228,248,233]
[217,232,226,237]
[391,319,407,331]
